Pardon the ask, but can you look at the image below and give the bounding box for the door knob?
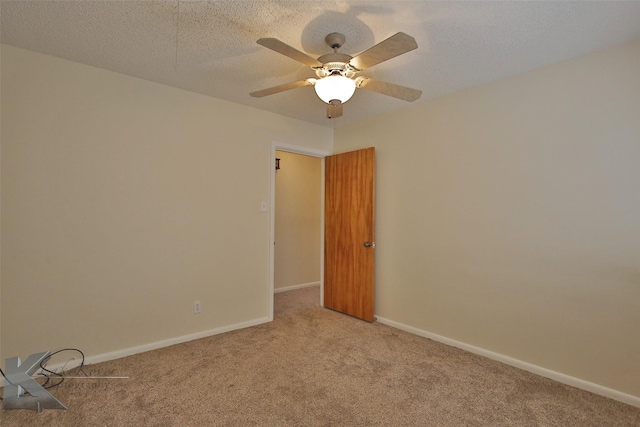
[364,241,375,248]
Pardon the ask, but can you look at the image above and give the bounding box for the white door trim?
[268,142,330,321]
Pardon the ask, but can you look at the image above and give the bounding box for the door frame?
[268,141,331,321]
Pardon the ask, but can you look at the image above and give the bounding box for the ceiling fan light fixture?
[314,75,356,104]
[252,32,422,116]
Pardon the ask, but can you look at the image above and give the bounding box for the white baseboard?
[274,281,320,293]
[0,316,271,387]
[374,316,640,408]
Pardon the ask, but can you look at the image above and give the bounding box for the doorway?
[268,142,330,321]
[274,151,322,294]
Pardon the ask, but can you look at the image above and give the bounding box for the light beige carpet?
[1,286,639,426]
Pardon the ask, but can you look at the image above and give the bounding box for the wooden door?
[324,147,375,322]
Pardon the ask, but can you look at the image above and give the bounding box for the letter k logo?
[3,352,67,412]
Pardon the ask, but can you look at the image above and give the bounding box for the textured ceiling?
[2,1,640,128]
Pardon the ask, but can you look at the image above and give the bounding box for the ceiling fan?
[250,32,422,119]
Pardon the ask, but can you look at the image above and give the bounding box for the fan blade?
[257,38,322,68]
[357,78,422,102]
[327,102,343,119]
[250,79,314,98]
[350,32,418,71]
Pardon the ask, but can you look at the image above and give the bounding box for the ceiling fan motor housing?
[315,53,356,78]
[317,34,356,78]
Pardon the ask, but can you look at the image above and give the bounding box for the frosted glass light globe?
[314,75,356,104]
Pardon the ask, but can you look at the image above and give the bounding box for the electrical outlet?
[194,300,201,314]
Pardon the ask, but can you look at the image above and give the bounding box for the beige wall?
[0,45,332,362]
[274,151,321,290]
[2,38,639,401]
[334,41,640,397]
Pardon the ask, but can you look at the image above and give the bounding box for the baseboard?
[274,281,320,293]
[375,316,640,409]
[0,316,271,387]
